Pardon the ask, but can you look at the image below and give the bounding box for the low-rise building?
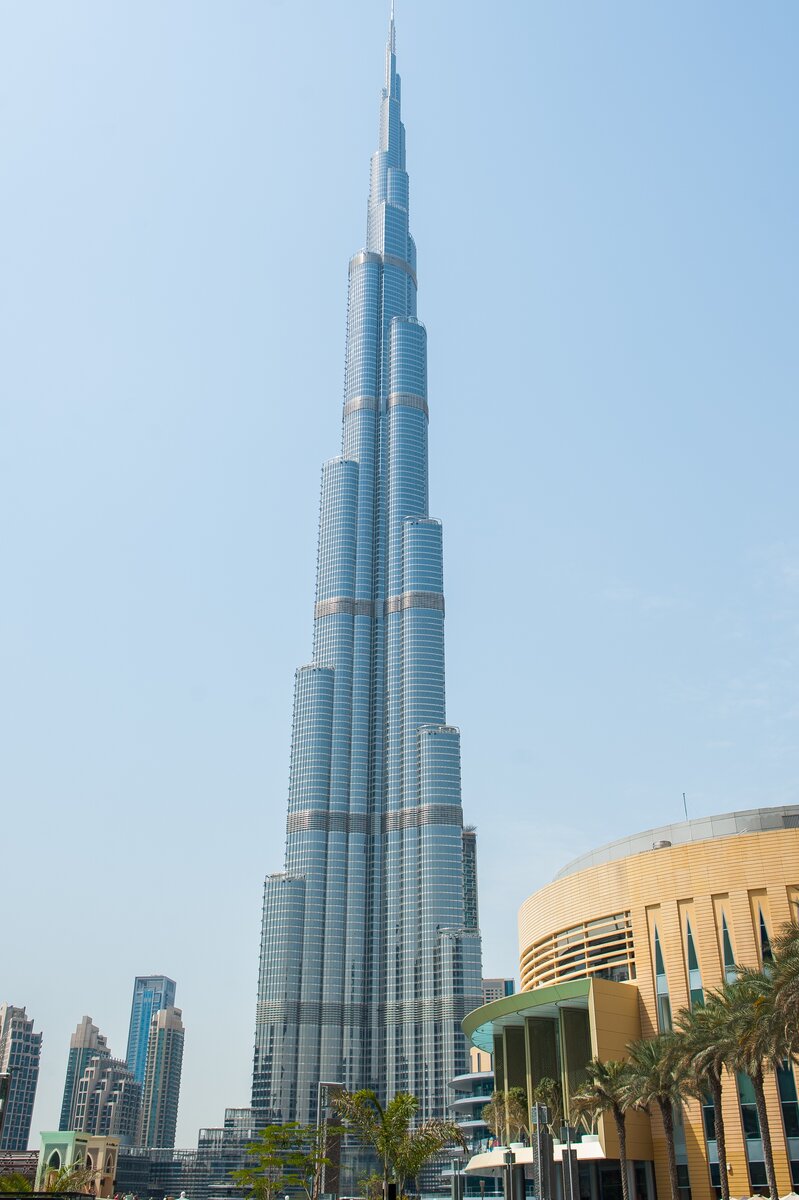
[36,1132,119,1197]
[462,805,799,1200]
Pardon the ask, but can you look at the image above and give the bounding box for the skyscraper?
[125,976,176,1087]
[0,1004,42,1151]
[481,978,515,1005]
[73,1057,141,1145]
[60,1016,110,1131]
[252,11,482,1130]
[138,1007,184,1148]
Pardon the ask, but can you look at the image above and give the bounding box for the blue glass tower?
[125,975,176,1087]
[252,12,482,1127]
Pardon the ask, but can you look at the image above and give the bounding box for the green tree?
[333,1089,464,1197]
[722,970,793,1200]
[623,1035,689,1200]
[0,1173,33,1193]
[481,1088,528,1145]
[569,1089,601,1136]
[770,923,799,1053]
[392,1117,467,1197]
[531,1078,563,1137]
[41,1163,95,1194]
[233,1123,330,1200]
[570,1060,631,1200]
[675,996,733,1200]
[357,1174,384,1200]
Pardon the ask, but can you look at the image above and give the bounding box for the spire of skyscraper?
[252,15,482,1163]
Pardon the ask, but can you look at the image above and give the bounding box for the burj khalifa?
[252,9,483,1130]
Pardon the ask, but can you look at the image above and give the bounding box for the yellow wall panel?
[515,828,799,1197]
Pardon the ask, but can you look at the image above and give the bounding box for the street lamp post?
[559,1126,578,1200]
[503,1147,515,1200]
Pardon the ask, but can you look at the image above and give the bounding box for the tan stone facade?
[516,822,799,1200]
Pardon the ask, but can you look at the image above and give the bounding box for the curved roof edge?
[462,979,591,1052]
[554,804,799,882]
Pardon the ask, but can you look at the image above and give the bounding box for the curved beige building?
[464,807,799,1200]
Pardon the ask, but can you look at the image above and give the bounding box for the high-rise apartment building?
[125,976,176,1087]
[480,978,515,1005]
[60,1016,110,1131]
[139,1007,184,1149]
[73,1056,141,1145]
[0,1005,42,1151]
[252,12,482,1130]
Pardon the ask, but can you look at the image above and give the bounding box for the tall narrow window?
[686,920,704,1007]
[721,914,737,983]
[759,908,773,963]
[700,1093,720,1193]
[654,926,672,1031]
[672,1101,693,1200]
[777,1062,799,1187]
[738,1072,768,1188]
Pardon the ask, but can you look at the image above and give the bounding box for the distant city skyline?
[3,0,798,1146]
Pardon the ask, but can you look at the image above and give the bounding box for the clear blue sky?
[2,0,797,1149]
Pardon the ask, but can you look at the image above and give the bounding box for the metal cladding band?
[384,994,479,1022]
[343,395,379,417]
[388,391,429,418]
[349,249,418,288]
[259,994,475,1026]
[314,597,375,618]
[383,802,463,831]
[384,590,444,614]
[288,810,370,835]
[257,1001,368,1026]
[287,803,463,836]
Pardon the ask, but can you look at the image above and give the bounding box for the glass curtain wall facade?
[253,13,482,1127]
[0,1006,42,1152]
[126,977,176,1087]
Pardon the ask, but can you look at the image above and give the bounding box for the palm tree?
[675,995,733,1200]
[722,970,793,1200]
[41,1163,95,1194]
[333,1089,464,1198]
[770,922,799,1052]
[392,1117,467,1197]
[623,1035,689,1200]
[570,1059,631,1200]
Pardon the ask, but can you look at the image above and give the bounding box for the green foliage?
[481,1087,528,1145]
[531,1077,562,1136]
[356,1174,383,1200]
[0,1173,33,1194]
[333,1089,464,1197]
[623,1034,688,1113]
[675,991,733,1200]
[570,1060,631,1200]
[40,1163,95,1194]
[772,921,799,1050]
[233,1123,330,1200]
[624,1035,690,1200]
